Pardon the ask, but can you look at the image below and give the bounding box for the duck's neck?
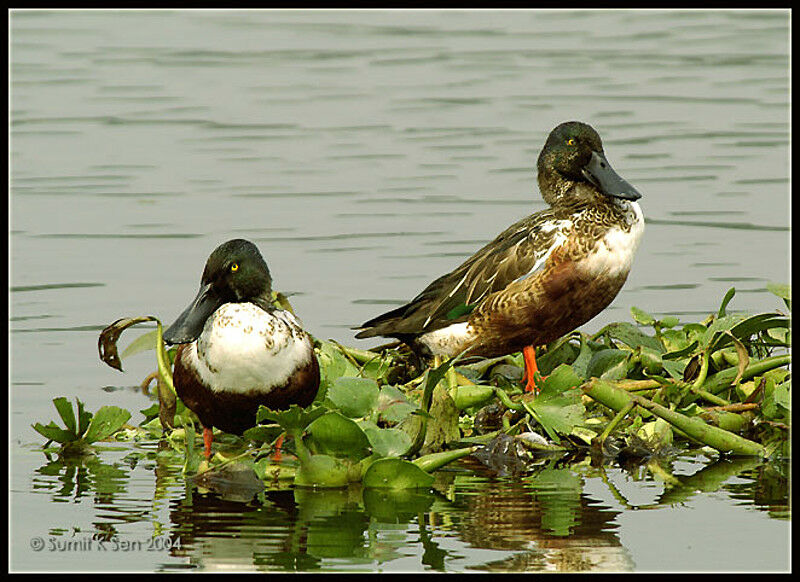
[248,293,276,313]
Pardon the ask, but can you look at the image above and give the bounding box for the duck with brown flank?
[164,239,320,459]
[355,121,644,393]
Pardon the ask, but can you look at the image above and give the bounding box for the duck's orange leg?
[203,427,214,459]
[523,345,540,393]
[271,433,285,462]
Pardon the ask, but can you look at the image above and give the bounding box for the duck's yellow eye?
[567,138,576,146]
[230,263,239,272]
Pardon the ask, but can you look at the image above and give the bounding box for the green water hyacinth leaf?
[449,384,495,410]
[326,377,379,419]
[661,333,698,360]
[31,422,75,445]
[766,282,791,310]
[242,425,283,444]
[257,403,326,434]
[294,453,360,488]
[523,365,584,442]
[536,335,578,375]
[358,420,412,457]
[82,406,132,443]
[32,398,129,446]
[598,321,664,353]
[53,397,77,437]
[376,385,418,424]
[660,315,680,329]
[762,381,790,422]
[570,335,594,379]
[363,458,435,490]
[662,358,688,380]
[639,346,664,376]
[317,341,361,389]
[630,306,656,326]
[76,399,92,437]
[586,349,629,380]
[705,313,790,353]
[305,412,371,460]
[637,418,673,447]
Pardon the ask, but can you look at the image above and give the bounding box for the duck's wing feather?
[355,209,572,339]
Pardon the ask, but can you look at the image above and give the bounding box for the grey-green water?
[10,9,790,572]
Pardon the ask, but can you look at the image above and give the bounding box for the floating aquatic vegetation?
[33,285,791,495]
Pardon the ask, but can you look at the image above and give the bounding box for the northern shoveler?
[355,121,644,393]
[163,239,320,458]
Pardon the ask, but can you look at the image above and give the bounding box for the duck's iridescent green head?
[537,121,641,206]
[163,239,273,345]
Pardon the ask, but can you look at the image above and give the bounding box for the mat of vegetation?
[33,285,791,496]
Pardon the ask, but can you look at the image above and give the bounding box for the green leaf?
[662,336,698,360]
[363,458,435,490]
[718,287,737,318]
[358,421,412,457]
[294,453,358,488]
[53,397,78,437]
[326,377,380,418]
[639,347,663,375]
[120,329,159,360]
[570,335,594,379]
[702,314,748,349]
[375,385,418,424]
[305,411,371,460]
[636,418,673,447]
[585,349,629,380]
[449,384,495,410]
[662,358,688,380]
[523,365,585,441]
[242,425,283,444]
[598,321,664,353]
[659,316,680,329]
[76,399,92,437]
[317,342,361,390]
[706,313,790,352]
[630,306,655,326]
[182,423,202,475]
[766,282,791,310]
[31,422,76,444]
[536,336,578,374]
[257,403,326,435]
[82,406,132,443]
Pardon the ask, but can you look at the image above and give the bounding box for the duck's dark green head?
[537,121,641,206]
[163,239,273,345]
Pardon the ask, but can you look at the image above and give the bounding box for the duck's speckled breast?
[187,302,314,394]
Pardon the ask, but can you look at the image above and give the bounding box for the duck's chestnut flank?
[164,239,320,458]
[355,122,644,393]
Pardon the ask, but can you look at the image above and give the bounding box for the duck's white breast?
[580,201,644,277]
[186,303,313,394]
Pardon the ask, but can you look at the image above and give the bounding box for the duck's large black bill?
[163,282,222,345]
[582,151,641,201]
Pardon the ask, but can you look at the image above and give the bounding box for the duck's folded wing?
[356,211,570,337]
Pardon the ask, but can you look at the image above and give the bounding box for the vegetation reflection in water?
[30,444,788,571]
[30,284,790,571]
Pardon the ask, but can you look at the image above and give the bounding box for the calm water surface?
[10,9,790,572]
